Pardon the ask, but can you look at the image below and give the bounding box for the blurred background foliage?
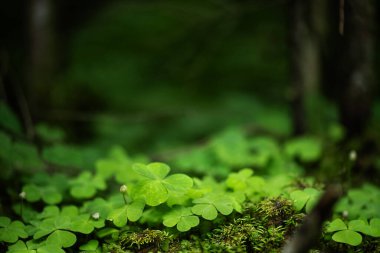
[0,0,379,154]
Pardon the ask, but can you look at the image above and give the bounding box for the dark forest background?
[1,0,379,154]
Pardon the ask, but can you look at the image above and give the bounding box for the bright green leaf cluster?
[326,218,380,246]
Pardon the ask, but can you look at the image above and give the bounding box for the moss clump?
[201,197,304,252]
[104,229,173,252]
[104,198,304,252]
[207,217,256,252]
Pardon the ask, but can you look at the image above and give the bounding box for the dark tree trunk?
[28,0,56,120]
[337,0,375,136]
[288,0,324,135]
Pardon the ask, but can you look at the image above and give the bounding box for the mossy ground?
[103,197,304,253]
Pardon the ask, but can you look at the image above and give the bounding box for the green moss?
[119,229,173,252]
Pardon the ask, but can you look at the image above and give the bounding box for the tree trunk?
[28,0,56,120]
[288,0,324,135]
[338,0,375,136]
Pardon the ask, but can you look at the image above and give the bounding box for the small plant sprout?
[349,150,357,162]
[19,191,26,199]
[19,191,26,217]
[92,212,100,220]
[120,184,128,204]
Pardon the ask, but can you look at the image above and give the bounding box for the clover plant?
[326,218,380,246]
[131,162,193,206]
[290,187,321,213]
[0,217,28,243]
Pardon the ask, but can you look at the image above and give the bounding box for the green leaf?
[35,123,65,143]
[127,199,145,222]
[33,215,72,240]
[284,137,322,162]
[192,193,234,220]
[369,218,380,237]
[0,216,11,227]
[107,205,128,227]
[290,190,309,211]
[70,172,106,199]
[348,220,371,235]
[71,215,95,234]
[0,219,28,243]
[132,162,192,206]
[326,219,347,232]
[22,185,62,205]
[133,162,169,180]
[22,184,41,202]
[42,144,84,168]
[135,180,168,206]
[177,215,199,232]
[7,240,35,253]
[213,197,234,215]
[290,188,320,213]
[37,206,60,219]
[225,169,254,191]
[332,230,362,246]
[192,204,218,220]
[81,198,113,219]
[163,207,199,232]
[96,228,119,238]
[163,174,193,194]
[37,245,65,253]
[46,230,76,248]
[79,240,99,251]
[12,142,43,170]
[40,187,62,205]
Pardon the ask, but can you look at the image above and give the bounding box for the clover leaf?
[326,218,347,232]
[132,163,193,206]
[107,199,145,227]
[163,207,199,232]
[290,188,320,213]
[192,193,234,220]
[284,137,322,162]
[70,172,106,199]
[332,230,362,246]
[22,184,62,205]
[46,230,76,248]
[79,240,100,251]
[0,217,28,243]
[326,218,364,246]
[226,169,253,191]
[31,206,103,248]
[7,240,66,253]
[95,146,142,184]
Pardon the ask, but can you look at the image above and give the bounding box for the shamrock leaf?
[163,207,199,232]
[132,163,193,206]
[107,206,128,227]
[332,230,362,246]
[326,218,371,246]
[95,146,140,183]
[22,184,62,205]
[290,188,320,213]
[70,172,106,199]
[107,200,145,227]
[7,240,65,253]
[46,230,76,248]
[79,240,99,251]
[369,218,380,237]
[284,137,322,162]
[326,218,347,232]
[0,217,28,243]
[192,193,234,220]
[226,169,253,191]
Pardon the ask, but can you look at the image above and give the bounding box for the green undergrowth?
[1,102,380,252]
